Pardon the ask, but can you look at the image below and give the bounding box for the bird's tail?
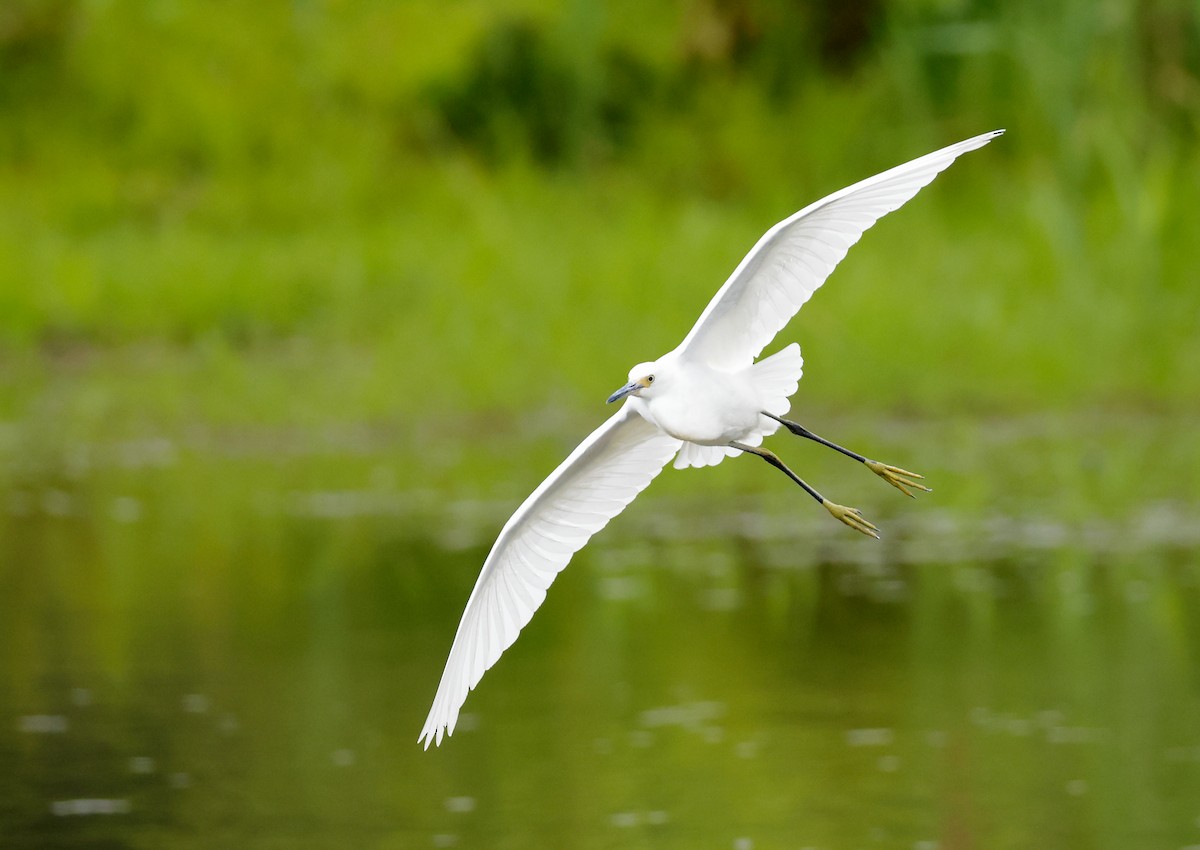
[672,344,804,470]
[750,343,804,420]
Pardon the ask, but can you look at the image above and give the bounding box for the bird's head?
[607,361,659,404]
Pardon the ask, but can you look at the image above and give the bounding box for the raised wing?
[419,405,681,748]
[674,130,1004,371]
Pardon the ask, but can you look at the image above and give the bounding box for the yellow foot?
[824,501,879,539]
[866,460,931,498]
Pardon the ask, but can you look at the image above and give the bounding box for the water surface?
[2,411,1198,849]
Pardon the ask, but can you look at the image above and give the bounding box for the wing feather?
[419,405,681,748]
[674,130,1004,370]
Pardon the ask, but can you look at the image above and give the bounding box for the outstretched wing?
[674,130,1004,371]
[419,405,681,748]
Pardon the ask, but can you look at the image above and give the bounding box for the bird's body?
[420,129,1004,749]
[630,355,772,445]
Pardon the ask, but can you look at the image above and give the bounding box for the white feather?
[674,130,1004,371]
[418,405,680,748]
[420,130,1003,747]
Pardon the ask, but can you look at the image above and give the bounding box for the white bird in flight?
[420,129,1004,748]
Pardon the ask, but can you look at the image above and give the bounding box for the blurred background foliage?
[2,6,1200,846]
[1,0,1197,431]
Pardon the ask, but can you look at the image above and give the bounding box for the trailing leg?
[761,412,930,498]
[730,441,878,539]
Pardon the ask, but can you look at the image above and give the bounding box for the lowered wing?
[419,405,681,748]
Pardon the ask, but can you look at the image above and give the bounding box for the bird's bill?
[606,382,639,404]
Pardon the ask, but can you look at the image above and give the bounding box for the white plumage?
[419,130,1003,748]
[420,406,680,748]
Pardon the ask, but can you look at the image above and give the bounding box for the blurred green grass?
[3,11,1199,846]
[1,0,1197,431]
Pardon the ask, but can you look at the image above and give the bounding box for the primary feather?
[674,130,1004,371]
[418,406,680,748]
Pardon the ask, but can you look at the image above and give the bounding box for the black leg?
[761,412,930,498]
[730,441,879,538]
[761,412,866,462]
[730,441,825,504]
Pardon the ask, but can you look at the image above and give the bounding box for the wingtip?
[968,129,1005,146]
[418,728,441,750]
[418,717,452,750]
[954,128,1005,154]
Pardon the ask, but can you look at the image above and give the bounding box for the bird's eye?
[647,375,655,384]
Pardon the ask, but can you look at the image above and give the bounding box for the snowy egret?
[420,130,1004,748]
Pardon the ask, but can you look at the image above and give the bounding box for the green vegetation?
[1,0,1197,432]
[3,0,1197,615]
[2,7,1199,846]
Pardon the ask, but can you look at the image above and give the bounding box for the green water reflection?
[2,415,1199,849]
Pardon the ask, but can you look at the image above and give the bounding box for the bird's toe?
[824,501,880,539]
[866,460,931,498]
